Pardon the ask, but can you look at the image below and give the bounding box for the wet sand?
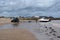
[0,28,37,40]
[0,18,60,40]
[0,18,37,40]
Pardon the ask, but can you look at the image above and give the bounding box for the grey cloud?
[0,0,60,17]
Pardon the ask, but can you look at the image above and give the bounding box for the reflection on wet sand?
[11,22,20,27]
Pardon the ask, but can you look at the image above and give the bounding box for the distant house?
[32,16,40,18]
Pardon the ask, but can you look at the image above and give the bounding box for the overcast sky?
[0,0,55,7]
[0,0,60,17]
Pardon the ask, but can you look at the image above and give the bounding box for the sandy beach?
[0,18,60,40]
[0,28,37,40]
[0,18,37,40]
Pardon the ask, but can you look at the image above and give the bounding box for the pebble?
[49,27,52,29]
[51,29,54,31]
[52,33,56,36]
[49,32,52,33]
[53,31,56,33]
[45,26,47,28]
[57,36,60,38]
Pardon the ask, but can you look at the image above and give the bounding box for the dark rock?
[53,31,56,33]
[11,17,19,23]
[52,34,56,36]
[51,29,54,32]
[45,26,47,28]
[49,27,52,29]
[49,32,52,33]
[57,36,60,38]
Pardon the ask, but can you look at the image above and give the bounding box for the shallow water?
[0,20,60,40]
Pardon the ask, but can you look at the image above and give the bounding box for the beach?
[0,28,37,40]
[0,18,37,40]
[0,18,60,40]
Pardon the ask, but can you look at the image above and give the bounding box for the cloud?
[0,0,60,17]
[32,0,55,7]
[0,0,55,7]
